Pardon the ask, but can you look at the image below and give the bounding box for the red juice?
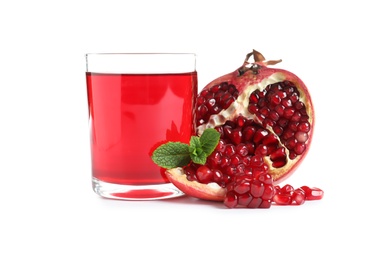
[86,72,197,186]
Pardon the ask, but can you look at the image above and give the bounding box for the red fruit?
[165,50,317,208]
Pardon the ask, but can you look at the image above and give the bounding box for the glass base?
[92,177,184,200]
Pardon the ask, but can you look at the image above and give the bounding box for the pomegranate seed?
[262,118,274,128]
[290,92,299,103]
[237,116,246,127]
[299,186,324,200]
[200,89,209,97]
[210,84,221,93]
[197,96,206,106]
[282,130,294,142]
[230,129,243,145]
[270,94,281,105]
[220,82,229,90]
[197,104,208,117]
[262,134,278,146]
[220,92,231,103]
[250,180,264,197]
[208,151,222,167]
[206,98,216,109]
[259,200,272,208]
[247,197,263,208]
[255,145,268,156]
[216,139,226,152]
[238,193,253,207]
[234,180,251,194]
[220,156,230,168]
[249,91,260,103]
[222,96,235,109]
[274,104,285,116]
[289,152,297,160]
[285,137,298,150]
[292,189,306,205]
[284,107,295,118]
[253,129,268,143]
[298,122,311,132]
[250,155,263,167]
[196,166,213,183]
[252,164,268,177]
[237,164,246,174]
[270,147,286,161]
[281,98,292,107]
[242,156,251,166]
[226,166,237,176]
[294,142,306,155]
[288,121,299,131]
[295,131,309,143]
[214,90,225,101]
[269,110,280,121]
[212,169,224,183]
[225,144,236,156]
[273,193,292,205]
[228,84,236,94]
[291,111,302,122]
[224,192,238,208]
[273,125,283,136]
[230,154,242,166]
[236,143,249,156]
[280,184,294,194]
[245,142,255,154]
[272,159,287,168]
[278,90,287,99]
[243,126,256,141]
[259,107,270,117]
[262,184,275,200]
[248,104,259,114]
[277,118,289,127]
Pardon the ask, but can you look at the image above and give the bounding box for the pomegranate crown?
[238,49,282,76]
[244,49,282,66]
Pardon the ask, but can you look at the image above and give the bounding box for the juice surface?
[86,72,197,185]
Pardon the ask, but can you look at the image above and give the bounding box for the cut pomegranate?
[164,50,320,208]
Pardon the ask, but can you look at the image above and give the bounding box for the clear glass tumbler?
[85,53,197,200]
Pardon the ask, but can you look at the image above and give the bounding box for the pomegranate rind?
[165,167,226,201]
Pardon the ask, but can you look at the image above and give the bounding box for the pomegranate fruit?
[162,50,320,208]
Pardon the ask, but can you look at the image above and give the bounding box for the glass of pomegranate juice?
[85,53,197,200]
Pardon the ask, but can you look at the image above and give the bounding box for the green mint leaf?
[189,136,207,165]
[199,128,220,156]
[151,142,191,169]
[151,128,221,168]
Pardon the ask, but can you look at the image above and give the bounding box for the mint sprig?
[151,128,220,169]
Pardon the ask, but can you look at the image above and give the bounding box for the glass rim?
[85,52,196,56]
[85,52,196,74]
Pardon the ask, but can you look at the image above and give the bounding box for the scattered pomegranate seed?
[273,184,324,206]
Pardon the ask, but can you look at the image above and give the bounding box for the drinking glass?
[85,53,197,200]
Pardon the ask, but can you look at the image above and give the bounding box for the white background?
[1,0,389,259]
